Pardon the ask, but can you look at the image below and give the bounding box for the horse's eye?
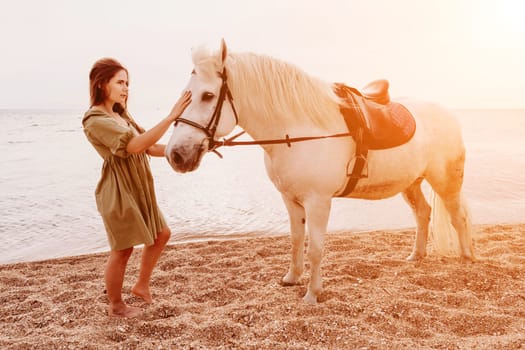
[201,92,215,102]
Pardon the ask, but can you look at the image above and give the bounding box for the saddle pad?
[367,102,416,150]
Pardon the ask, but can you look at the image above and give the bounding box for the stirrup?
[346,155,368,179]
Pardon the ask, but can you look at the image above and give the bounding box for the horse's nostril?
[171,150,183,165]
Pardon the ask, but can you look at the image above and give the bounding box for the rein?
[175,66,352,158]
[212,130,352,152]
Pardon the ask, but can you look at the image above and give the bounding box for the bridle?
[174,67,239,153]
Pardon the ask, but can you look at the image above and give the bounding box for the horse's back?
[398,98,465,155]
[396,98,466,188]
[398,98,461,128]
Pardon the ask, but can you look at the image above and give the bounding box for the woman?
[82,58,191,317]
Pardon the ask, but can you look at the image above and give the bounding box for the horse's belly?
[347,147,427,199]
[263,142,350,198]
[350,177,417,199]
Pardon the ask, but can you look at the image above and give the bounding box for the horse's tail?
[429,190,472,257]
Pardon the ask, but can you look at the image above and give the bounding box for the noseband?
[174,67,239,151]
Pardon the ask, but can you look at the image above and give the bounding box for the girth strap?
[336,91,369,197]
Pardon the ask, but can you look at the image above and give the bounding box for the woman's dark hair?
[89,58,128,113]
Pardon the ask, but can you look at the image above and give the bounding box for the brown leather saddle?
[333,79,416,196]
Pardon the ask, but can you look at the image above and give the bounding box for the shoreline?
[5,221,523,267]
[1,223,524,349]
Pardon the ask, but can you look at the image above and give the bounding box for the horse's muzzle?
[166,144,207,173]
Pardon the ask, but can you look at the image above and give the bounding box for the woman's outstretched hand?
[169,90,192,121]
[126,90,192,155]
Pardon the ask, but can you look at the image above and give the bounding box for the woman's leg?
[105,247,141,317]
[132,227,171,303]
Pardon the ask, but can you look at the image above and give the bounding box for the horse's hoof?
[460,255,476,263]
[282,272,300,286]
[406,252,425,261]
[281,279,297,286]
[302,292,318,304]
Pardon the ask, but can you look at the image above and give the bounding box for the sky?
[0,0,524,110]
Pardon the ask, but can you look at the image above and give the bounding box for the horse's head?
[165,39,238,173]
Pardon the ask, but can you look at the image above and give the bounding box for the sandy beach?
[1,223,524,349]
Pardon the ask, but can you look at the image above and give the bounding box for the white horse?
[165,40,475,304]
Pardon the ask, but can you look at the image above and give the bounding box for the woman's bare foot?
[108,303,142,318]
[131,285,153,304]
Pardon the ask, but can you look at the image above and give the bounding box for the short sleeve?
[84,116,134,158]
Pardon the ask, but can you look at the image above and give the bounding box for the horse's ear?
[220,38,228,65]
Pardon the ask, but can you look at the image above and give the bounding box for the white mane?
[191,46,342,131]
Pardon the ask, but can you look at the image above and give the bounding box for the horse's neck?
[228,55,344,141]
[233,93,348,144]
[236,107,290,141]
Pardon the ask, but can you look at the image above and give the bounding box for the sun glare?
[498,0,525,32]
[468,0,525,49]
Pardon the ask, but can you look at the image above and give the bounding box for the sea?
[1,108,524,264]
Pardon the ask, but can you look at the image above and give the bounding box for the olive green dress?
[82,108,167,251]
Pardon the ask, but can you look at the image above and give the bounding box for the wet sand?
[1,223,524,349]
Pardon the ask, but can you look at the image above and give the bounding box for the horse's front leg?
[303,196,331,304]
[281,195,306,286]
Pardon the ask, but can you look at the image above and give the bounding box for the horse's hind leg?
[281,195,306,286]
[402,178,432,261]
[429,153,475,261]
[437,191,475,261]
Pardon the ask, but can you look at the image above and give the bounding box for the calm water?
[0,108,524,264]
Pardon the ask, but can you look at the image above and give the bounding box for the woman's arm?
[146,144,166,157]
[126,91,191,154]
